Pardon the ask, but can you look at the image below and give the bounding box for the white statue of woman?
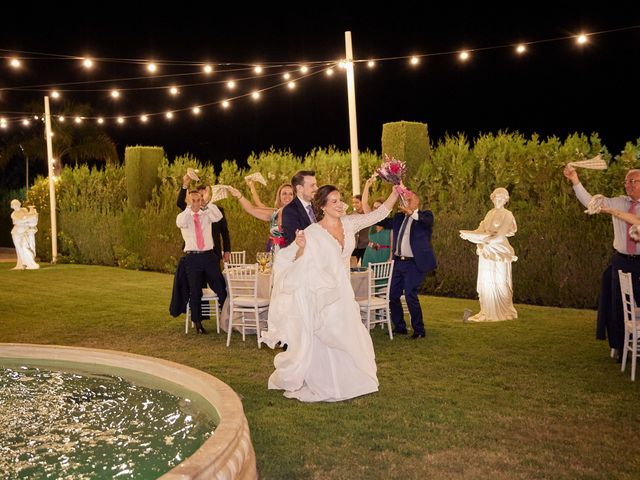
[460,188,517,321]
[10,199,40,270]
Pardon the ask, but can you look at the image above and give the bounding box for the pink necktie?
[627,201,637,254]
[193,213,205,250]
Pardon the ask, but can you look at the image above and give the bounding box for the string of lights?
[0,24,638,131]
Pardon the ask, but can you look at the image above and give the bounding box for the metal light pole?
[43,96,58,263]
[344,31,361,196]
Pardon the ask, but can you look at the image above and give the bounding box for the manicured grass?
[1,263,639,479]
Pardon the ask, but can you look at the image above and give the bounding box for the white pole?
[344,31,361,196]
[44,96,58,264]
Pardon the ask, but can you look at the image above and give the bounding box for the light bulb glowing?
[300,65,309,73]
[51,90,60,99]
[410,56,420,65]
[192,107,201,115]
[459,51,470,61]
[22,119,30,126]
[251,91,260,100]
[169,86,179,95]
[326,68,334,76]
[288,81,296,89]
[83,58,94,69]
[111,89,120,99]
[140,115,148,122]
[338,61,348,69]
[283,72,291,80]
[33,115,39,120]
[58,116,65,122]
[74,117,82,124]
[254,66,263,74]
[577,34,588,44]
[117,117,125,124]
[222,100,230,109]
[0,123,7,129]
[227,81,236,90]
[97,117,104,124]
[10,58,21,68]
[367,60,375,68]
[203,64,213,74]
[147,62,157,72]
[165,112,173,119]
[516,44,527,54]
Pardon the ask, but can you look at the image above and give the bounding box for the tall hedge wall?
[25,136,640,309]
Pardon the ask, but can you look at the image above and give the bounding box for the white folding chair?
[185,288,220,334]
[229,251,246,264]
[618,270,640,380]
[224,263,269,348]
[358,260,394,339]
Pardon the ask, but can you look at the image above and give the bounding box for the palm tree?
[0,101,118,175]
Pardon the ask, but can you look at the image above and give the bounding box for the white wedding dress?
[262,205,391,402]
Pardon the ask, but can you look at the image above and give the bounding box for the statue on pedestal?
[460,188,517,322]
[10,199,40,270]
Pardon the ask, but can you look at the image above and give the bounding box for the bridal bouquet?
[376,154,410,204]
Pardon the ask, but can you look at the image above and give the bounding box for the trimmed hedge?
[125,146,164,208]
[26,136,640,308]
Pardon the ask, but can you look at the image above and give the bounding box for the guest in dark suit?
[177,180,231,262]
[281,170,319,246]
[382,191,437,339]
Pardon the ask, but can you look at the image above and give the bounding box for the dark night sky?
[1,3,640,182]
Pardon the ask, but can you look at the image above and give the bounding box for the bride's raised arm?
[346,185,399,232]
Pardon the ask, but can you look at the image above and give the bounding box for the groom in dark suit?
[281,170,319,246]
[384,191,437,339]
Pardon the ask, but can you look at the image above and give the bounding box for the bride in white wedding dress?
[262,183,400,402]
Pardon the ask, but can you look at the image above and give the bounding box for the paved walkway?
[0,247,16,263]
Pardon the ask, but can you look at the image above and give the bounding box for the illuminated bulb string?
[0,24,638,128]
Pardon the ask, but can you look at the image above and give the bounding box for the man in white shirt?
[176,190,226,334]
[564,165,640,360]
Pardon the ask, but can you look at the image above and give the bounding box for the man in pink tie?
[564,166,640,360]
[176,190,226,334]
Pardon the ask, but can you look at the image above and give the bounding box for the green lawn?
[1,263,638,479]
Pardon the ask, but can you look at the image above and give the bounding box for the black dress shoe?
[195,322,208,334]
[410,332,425,339]
[392,329,408,335]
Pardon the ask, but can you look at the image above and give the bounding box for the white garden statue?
[10,199,40,270]
[460,187,517,322]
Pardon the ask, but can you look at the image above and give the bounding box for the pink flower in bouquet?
[376,154,407,185]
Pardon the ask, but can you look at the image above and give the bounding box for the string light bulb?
[251,91,260,100]
[74,116,82,124]
[367,60,375,68]
[165,111,174,119]
[338,61,348,69]
[459,50,470,61]
[58,116,65,122]
[51,90,60,99]
[117,117,125,124]
[147,62,157,72]
[326,68,334,76]
[97,117,104,124]
[227,81,236,90]
[202,64,213,74]
[22,119,30,126]
[222,100,230,109]
[288,81,296,89]
[283,72,291,80]
[410,56,420,66]
[576,34,588,45]
[192,107,201,115]
[300,65,309,73]
[140,115,149,123]
[82,58,94,69]
[516,44,527,54]
[169,86,179,95]
[9,58,21,68]
[254,66,263,74]
[110,89,120,99]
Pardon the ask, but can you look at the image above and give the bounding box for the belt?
[394,255,414,261]
[185,249,213,255]
[616,252,640,259]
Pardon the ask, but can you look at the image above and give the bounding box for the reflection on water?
[0,365,215,479]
